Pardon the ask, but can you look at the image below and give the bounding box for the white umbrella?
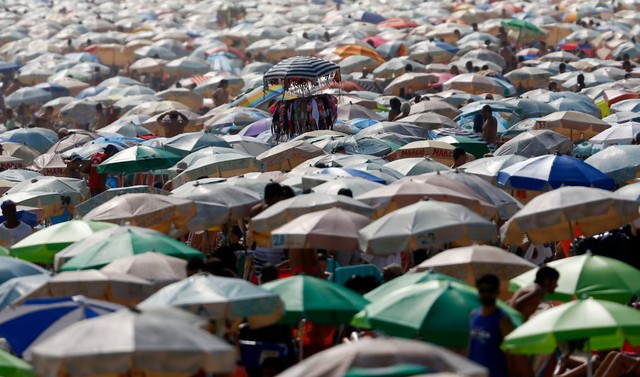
[30,308,236,377]
[100,251,187,287]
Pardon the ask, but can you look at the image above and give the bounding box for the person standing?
[84,144,118,196]
[508,266,559,321]
[0,200,32,247]
[482,105,498,151]
[451,147,468,169]
[212,79,229,108]
[468,274,514,377]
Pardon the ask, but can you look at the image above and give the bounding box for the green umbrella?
[0,350,34,377]
[261,275,369,325]
[353,280,522,348]
[364,270,464,302]
[0,246,8,257]
[58,226,203,271]
[345,364,431,377]
[502,298,640,377]
[509,254,640,303]
[97,146,182,174]
[10,220,118,264]
[434,136,490,159]
[501,19,546,37]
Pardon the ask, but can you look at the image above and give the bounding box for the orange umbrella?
[379,18,418,29]
[334,45,385,63]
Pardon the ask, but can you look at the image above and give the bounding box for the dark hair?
[559,62,566,70]
[453,147,466,160]
[204,257,226,276]
[337,188,353,197]
[281,185,295,199]
[260,263,279,284]
[264,182,283,201]
[95,103,103,111]
[219,79,228,88]
[186,257,204,272]
[476,273,500,291]
[404,63,413,72]
[482,104,492,113]
[389,98,401,110]
[535,266,559,285]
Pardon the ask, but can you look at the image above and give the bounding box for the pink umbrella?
[362,36,388,48]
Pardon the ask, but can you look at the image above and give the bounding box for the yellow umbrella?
[91,43,132,67]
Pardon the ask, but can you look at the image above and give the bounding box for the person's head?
[476,273,500,307]
[577,73,585,85]
[186,257,204,276]
[1,200,17,223]
[337,188,353,197]
[94,67,100,73]
[413,94,422,103]
[453,147,467,164]
[400,101,411,116]
[404,63,413,73]
[622,60,632,73]
[95,103,103,114]
[633,133,640,145]
[0,144,4,155]
[481,104,492,119]
[44,106,53,115]
[484,39,490,47]
[535,266,560,293]
[260,263,279,284]
[471,22,478,31]
[219,79,228,89]
[548,81,558,92]
[281,185,295,199]
[450,65,460,75]
[389,97,401,111]
[559,62,566,73]
[465,61,473,72]
[473,66,480,72]
[176,161,187,174]
[317,253,328,272]
[103,144,118,157]
[68,153,82,167]
[264,182,283,206]
[623,53,630,62]
[203,257,226,276]
[334,146,346,154]
[382,263,403,282]
[485,93,494,100]
[57,127,69,139]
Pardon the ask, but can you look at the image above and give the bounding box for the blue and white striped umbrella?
[0,296,123,357]
[263,56,339,88]
[497,154,615,191]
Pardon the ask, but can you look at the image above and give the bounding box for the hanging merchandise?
[270,94,338,141]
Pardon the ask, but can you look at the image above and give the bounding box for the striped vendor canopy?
[263,56,341,93]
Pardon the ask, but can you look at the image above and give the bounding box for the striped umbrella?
[263,56,340,92]
[334,45,385,63]
[230,85,296,109]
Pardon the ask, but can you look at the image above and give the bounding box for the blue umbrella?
[352,11,386,24]
[433,41,459,54]
[0,296,122,357]
[315,167,388,184]
[64,52,101,63]
[0,275,50,311]
[0,257,48,286]
[497,154,615,191]
[34,83,71,99]
[76,86,107,99]
[0,62,19,75]
[349,118,379,130]
[0,128,58,154]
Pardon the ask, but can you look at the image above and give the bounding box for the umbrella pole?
[586,340,593,377]
[298,319,305,362]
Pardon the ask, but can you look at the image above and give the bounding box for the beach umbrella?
[0,128,58,154]
[162,132,230,156]
[27,153,67,176]
[30,308,236,377]
[263,56,340,92]
[372,57,424,78]
[495,130,573,157]
[337,104,384,121]
[138,272,283,327]
[251,193,375,247]
[313,167,387,184]
[47,131,98,154]
[164,56,210,76]
[96,115,152,137]
[540,51,580,62]
[383,72,438,96]
[333,45,385,64]
[82,194,196,235]
[171,180,261,219]
[416,245,535,286]
[0,295,123,358]
[0,350,34,377]
[408,100,461,119]
[384,157,450,176]
[10,220,117,264]
[257,140,324,172]
[100,251,186,287]
[611,99,640,114]
[409,43,456,64]
[500,187,638,245]
[155,88,203,110]
[97,146,181,174]
[533,111,610,141]
[616,182,640,203]
[74,186,168,217]
[513,99,557,119]
[171,152,262,187]
[278,337,487,377]
[585,145,640,183]
[55,226,203,271]
[262,275,368,325]
[435,135,490,159]
[356,180,495,218]
[5,176,89,208]
[338,55,380,74]
[0,257,48,286]
[497,154,615,191]
[222,135,270,156]
[311,177,383,197]
[386,141,458,166]
[501,298,640,371]
[0,143,40,165]
[271,207,372,251]
[442,73,505,95]
[5,87,52,108]
[355,280,521,348]
[589,122,640,148]
[400,112,457,129]
[358,200,497,255]
[510,254,640,303]
[460,155,527,183]
[134,45,176,60]
[0,275,50,311]
[18,270,155,306]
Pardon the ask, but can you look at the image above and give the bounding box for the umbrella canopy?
[0,295,123,358]
[257,140,325,172]
[589,122,640,148]
[161,132,230,156]
[56,226,203,272]
[400,112,457,130]
[384,157,451,176]
[460,155,528,183]
[19,270,155,306]
[5,87,52,108]
[82,194,196,235]
[383,72,438,96]
[171,180,261,219]
[386,141,459,166]
[0,350,34,377]
[271,207,372,251]
[497,154,615,191]
[100,252,186,287]
[494,130,573,157]
[263,56,340,92]
[500,187,638,245]
[416,245,535,286]
[138,273,283,328]
[358,200,497,255]
[277,337,487,377]
[364,270,463,303]
[97,146,182,174]
[251,193,375,247]
[502,298,640,355]
[0,128,58,154]
[171,152,262,187]
[262,275,369,325]
[30,308,236,377]
[0,257,48,286]
[533,111,610,140]
[0,275,50,312]
[10,220,117,264]
[355,280,521,348]
[585,145,640,183]
[442,74,505,96]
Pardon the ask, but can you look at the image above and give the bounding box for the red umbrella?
[429,73,456,88]
[205,45,247,62]
[379,18,418,29]
[603,90,640,107]
[363,36,388,48]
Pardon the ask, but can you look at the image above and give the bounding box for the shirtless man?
[481,105,498,151]
[212,79,229,108]
[509,266,560,320]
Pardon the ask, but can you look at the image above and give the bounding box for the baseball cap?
[1,200,15,210]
